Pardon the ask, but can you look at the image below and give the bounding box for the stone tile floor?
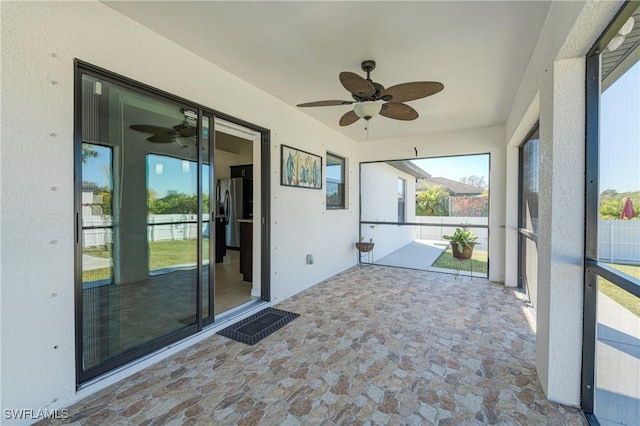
[39,266,587,425]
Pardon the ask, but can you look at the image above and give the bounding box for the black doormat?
[217,307,300,345]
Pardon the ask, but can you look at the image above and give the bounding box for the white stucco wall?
[359,125,506,283]
[0,1,359,419]
[505,0,624,407]
[360,162,416,261]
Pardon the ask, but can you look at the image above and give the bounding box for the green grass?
[82,239,208,283]
[601,263,640,317]
[432,249,488,275]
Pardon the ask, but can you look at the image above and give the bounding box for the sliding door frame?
[74,60,271,386]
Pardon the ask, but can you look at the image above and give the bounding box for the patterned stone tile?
[37,266,587,425]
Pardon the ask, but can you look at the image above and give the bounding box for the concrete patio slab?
[374,239,447,271]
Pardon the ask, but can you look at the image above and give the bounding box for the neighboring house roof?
[385,161,431,179]
[417,177,484,195]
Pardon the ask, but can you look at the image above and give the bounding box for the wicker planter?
[450,242,475,260]
[355,242,375,253]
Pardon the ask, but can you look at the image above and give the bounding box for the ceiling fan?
[297,60,444,127]
[130,120,197,147]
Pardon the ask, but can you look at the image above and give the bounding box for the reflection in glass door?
[79,73,202,379]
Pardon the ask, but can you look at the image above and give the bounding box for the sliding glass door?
[76,62,270,384]
[78,70,208,381]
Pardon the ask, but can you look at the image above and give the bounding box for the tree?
[459,175,487,189]
[416,185,450,216]
[148,190,198,214]
[81,144,98,163]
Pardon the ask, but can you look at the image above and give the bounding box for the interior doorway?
[212,120,261,316]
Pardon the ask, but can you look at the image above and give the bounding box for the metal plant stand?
[452,256,473,280]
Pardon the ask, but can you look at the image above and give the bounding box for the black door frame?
[74,60,271,385]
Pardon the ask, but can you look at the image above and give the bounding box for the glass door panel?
[80,73,199,372]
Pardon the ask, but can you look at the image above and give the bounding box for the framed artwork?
[280,145,323,189]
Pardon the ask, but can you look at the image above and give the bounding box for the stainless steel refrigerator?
[217,177,244,249]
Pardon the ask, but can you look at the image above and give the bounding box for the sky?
[411,154,490,183]
[600,61,640,193]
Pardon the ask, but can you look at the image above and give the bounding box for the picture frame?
[280,145,323,189]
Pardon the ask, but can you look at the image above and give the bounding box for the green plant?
[443,227,478,253]
[416,184,449,216]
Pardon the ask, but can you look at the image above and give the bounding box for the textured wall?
[505,0,624,407]
[1,1,359,418]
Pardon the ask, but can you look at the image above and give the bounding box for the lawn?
[432,249,488,275]
[601,263,640,317]
[83,239,207,283]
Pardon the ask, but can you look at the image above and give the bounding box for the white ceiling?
[104,1,551,142]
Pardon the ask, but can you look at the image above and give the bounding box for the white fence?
[82,214,209,247]
[412,216,489,251]
[598,219,640,264]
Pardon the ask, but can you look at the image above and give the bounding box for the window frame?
[326,152,346,209]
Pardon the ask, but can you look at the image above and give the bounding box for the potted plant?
[443,227,478,260]
[355,236,374,253]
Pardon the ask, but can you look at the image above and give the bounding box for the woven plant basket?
[355,242,375,253]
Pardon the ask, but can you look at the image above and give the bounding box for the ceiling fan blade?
[339,110,360,127]
[380,103,419,121]
[130,124,174,135]
[381,82,444,103]
[297,100,354,107]
[147,134,176,143]
[339,72,375,98]
[174,124,197,137]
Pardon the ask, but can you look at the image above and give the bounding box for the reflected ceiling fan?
[130,118,197,147]
[297,60,444,127]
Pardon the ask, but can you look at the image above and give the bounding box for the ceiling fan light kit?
[606,16,635,52]
[296,59,444,128]
[354,101,383,120]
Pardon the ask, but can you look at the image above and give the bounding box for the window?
[518,124,539,306]
[326,153,346,209]
[398,178,406,222]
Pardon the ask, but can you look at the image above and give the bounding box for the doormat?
[217,307,300,345]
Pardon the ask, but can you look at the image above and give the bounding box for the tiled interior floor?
[44,266,587,425]
[214,250,256,314]
[82,250,255,369]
